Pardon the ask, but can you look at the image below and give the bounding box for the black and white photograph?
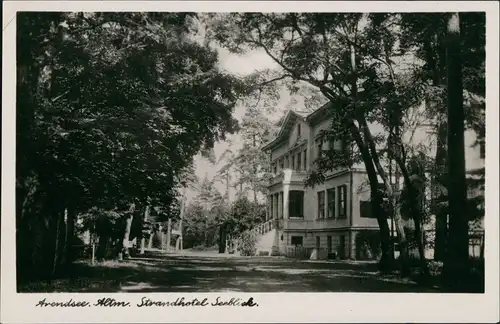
[2,1,499,323]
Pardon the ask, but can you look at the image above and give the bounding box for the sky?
[184,46,287,203]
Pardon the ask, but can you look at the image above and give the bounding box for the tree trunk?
[394,153,431,278]
[393,203,411,276]
[443,12,469,291]
[96,233,108,261]
[148,231,154,249]
[480,233,484,259]
[219,225,227,253]
[178,187,186,251]
[435,209,448,261]
[346,43,391,273]
[140,206,150,255]
[166,218,172,251]
[434,122,448,261]
[349,122,392,273]
[423,30,448,262]
[51,207,66,277]
[121,203,135,260]
[360,115,413,274]
[62,205,76,271]
[414,217,431,278]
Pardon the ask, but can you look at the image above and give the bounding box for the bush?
[238,230,258,256]
[355,230,381,260]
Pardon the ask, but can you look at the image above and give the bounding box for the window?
[273,162,277,174]
[279,158,284,170]
[297,124,301,138]
[297,151,302,170]
[317,191,325,219]
[329,138,335,150]
[360,200,375,218]
[327,188,336,218]
[289,191,304,218]
[291,236,303,246]
[332,139,343,151]
[327,236,333,254]
[291,154,295,170]
[285,155,289,168]
[338,185,347,218]
[303,149,307,170]
[339,235,346,259]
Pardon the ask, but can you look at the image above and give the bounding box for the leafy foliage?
[207,12,485,276]
[237,230,258,256]
[17,12,243,278]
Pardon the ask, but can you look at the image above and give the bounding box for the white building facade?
[262,103,484,260]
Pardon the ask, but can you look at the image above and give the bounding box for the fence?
[285,246,330,260]
[285,246,314,259]
[283,230,485,261]
[395,229,485,260]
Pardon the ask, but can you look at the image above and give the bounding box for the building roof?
[262,109,307,151]
[261,103,332,151]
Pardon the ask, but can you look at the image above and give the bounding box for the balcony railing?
[269,171,285,186]
[269,168,308,185]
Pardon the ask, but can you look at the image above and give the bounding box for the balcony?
[269,171,285,186]
[269,168,308,186]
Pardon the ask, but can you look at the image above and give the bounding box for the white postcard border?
[2,1,499,323]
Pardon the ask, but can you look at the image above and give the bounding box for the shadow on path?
[18,251,440,293]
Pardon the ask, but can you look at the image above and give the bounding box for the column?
[283,184,290,219]
[345,182,350,221]
[273,194,276,220]
[271,192,280,255]
[271,222,280,256]
[278,192,283,219]
[267,195,271,221]
[275,193,279,219]
[303,149,307,171]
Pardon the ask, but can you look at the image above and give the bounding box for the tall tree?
[233,106,275,202]
[207,13,407,272]
[16,12,242,279]
[399,12,485,264]
[194,177,225,247]
[442,13,469,290]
